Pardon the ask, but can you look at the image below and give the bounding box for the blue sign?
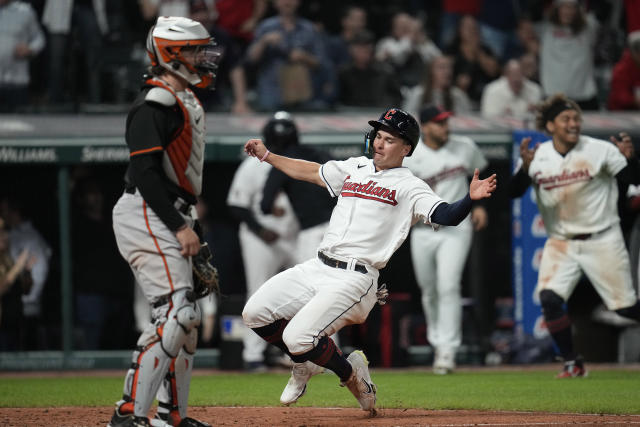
[511,130,549,337]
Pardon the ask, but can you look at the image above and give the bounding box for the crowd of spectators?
[1,0,638,115]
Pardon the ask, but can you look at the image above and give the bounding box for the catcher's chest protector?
[148,78,206,196]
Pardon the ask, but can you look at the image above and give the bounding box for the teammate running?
[109,16,219,427]
[509,93,640,378]
[242,108,497,414]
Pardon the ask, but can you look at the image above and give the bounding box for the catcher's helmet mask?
[146,16,221,89]
[364,108,420,157]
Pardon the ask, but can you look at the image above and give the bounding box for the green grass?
[1,369,639,414]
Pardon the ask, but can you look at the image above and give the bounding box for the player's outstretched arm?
[244,138,326,187]
[469,168,497,200]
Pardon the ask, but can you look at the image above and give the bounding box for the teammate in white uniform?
[109,17,219,427]
[227,112,299,371]
[403,104,489,374]
[509,94,640,378]
[242,108,497,414]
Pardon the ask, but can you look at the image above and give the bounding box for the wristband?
[260,149,270,162]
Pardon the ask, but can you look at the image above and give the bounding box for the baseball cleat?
[341,350,377,414]
[107,408,151,427]
[280,361,325,405]
[556,358,588,378]
[433,349,456,375]
[152,410,211,427]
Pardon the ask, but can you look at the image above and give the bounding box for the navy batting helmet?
[263,111,299,154]
[365,108,420,156]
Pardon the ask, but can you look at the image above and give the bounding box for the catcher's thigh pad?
[161,289,202,357]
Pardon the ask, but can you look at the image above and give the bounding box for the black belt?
[152,294,171,308]
[151,290,196,308]
[317,251,367,274]
[569,225,611,240]
[125,187,192,215]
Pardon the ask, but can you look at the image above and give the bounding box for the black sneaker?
[107,408,150,427]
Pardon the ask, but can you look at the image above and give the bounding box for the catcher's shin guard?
[120,343,173,417]
[161,289,202,357]
[156,333,198,423]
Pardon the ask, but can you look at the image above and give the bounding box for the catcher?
[109,17,219,427]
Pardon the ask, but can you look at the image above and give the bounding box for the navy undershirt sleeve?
[508,167,532,199]
[616,156,640,185]
[430,193,473,226]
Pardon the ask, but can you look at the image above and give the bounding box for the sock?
[615,301,640,321]
[251,319,293,357]
[545,314,575,361]
[295,336,353,382]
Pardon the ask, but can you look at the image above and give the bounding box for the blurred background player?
[108,16,219,427]
[508,94,640,378]
[0,0,45,112]
[260,111,334,263]
[404,104,489,374]
[227,111,299,371]
[0,196,51,350]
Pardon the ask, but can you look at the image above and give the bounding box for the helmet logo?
[384,109,397,120]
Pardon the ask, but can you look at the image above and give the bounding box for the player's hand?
[610,132,634,159]
[519,137,539,172]
[244,138,268,160]
[469,169,497,200]
[258,228,279,243]
[471,205,489,231]
[176,226,200,257]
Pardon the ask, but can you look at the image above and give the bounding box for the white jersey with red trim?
[319,156,444,269]
[404,135,487,230]
[526,135,627,238]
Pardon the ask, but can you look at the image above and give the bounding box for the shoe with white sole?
[280,361,324,405]
[341,350,377,413]
[433,348,456,375]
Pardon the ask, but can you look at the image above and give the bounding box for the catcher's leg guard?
[156,331,198,424]
[160,289,202,357]
[118,342,173,417]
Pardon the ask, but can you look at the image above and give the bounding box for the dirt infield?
[2,406,640,426]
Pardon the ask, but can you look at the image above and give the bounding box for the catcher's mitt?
[192,243,220,298]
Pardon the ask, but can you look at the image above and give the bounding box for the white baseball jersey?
[404,135,488,230]
[319,156,444,269]
[525,135,627,238]
[227,156,298,239]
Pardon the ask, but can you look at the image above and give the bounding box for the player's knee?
[160,292,201,357]
[242,298,262,327]
[539,290,566,319]
[176,304,200,332]
[615,301,640,321]
[281,326,310,355]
